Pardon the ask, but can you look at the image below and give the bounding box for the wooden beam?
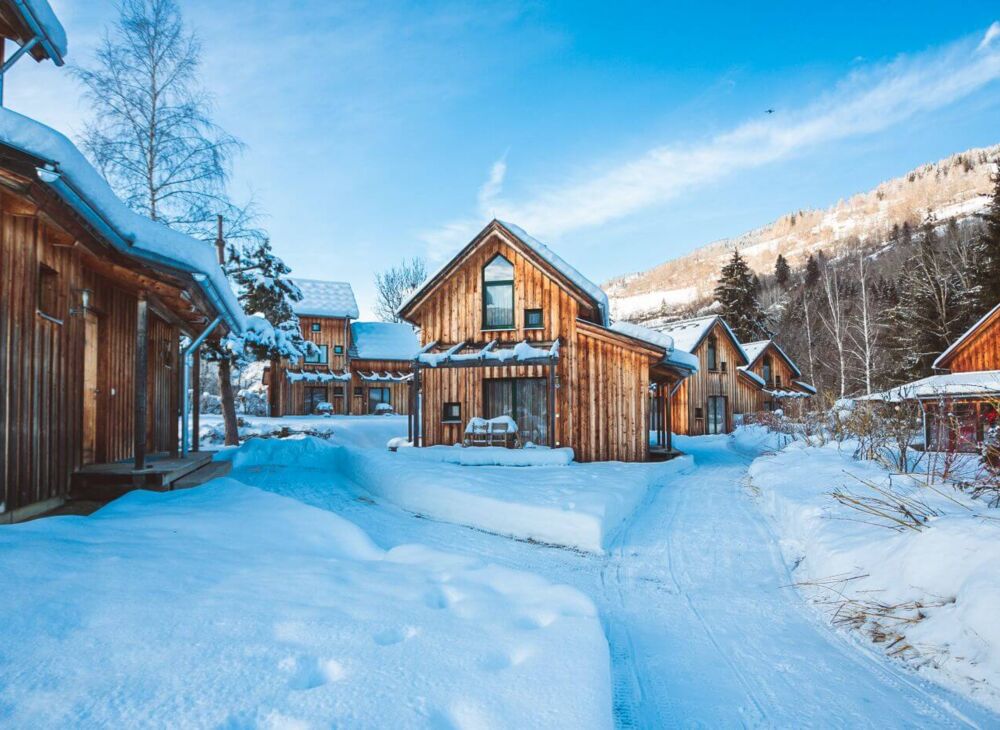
[191,347,201,452]
[134,294,150,470]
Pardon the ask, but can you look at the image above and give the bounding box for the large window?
[762,355,773,386]
[368,387,391,414]
[484,378,548,446]
[37,264,61,321]
[304,344,329,365]
[483,255,514,330]
[706,336,718,371]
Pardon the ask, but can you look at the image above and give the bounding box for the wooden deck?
[72,452,230,500]
[648,446,685,462]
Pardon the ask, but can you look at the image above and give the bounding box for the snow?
[0,476,611,727]
[349,321,418,361]
[285,369,351,383]
[608,286,699,319]
[863,370,1000,402]
[290,279,360,319]
[793,379,817,394]
[200,414,406,450]
[738,366,766,386]
[0,108,244,332]
[464,414,520,434]
[417,445,575,467]
[335,441,693,553]
[609,320,700,372]
[748,437,1000,710]
[22,0,67,60]
[933,301,1000,369]
[740,339,770,364]
[418,339,558,367]
[654,315,750,363]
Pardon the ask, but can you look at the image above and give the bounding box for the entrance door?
[484,378,548,445]
[82,312,100,464]
[304,386,328,414]
[706,395,727,435]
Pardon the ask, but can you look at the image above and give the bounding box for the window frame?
[706,335,718,371]
[524,308,544,330]
[304,344,329,365]
[37,263,62,323]
[442,401,462,424]
[310,322,321,332]
[334,344,344,355]
[482,254,515,331]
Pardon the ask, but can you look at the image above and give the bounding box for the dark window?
[775,374,782,388]
[706,336,717,370]
[37,264,61,320]
[443,402,461,423]
[484,378,549,445]
[524,308,543,329]
[333,386,345,397]
[762,355,773,386]
[764,399,774,412]
[706,396,727,434]
[694,407,704,419]
[311,323,321,332]
[304,387,328,414]
[305,344,329,365]
[368,387,391,414]
[483,254,514,329]
[354,387,363,397]
[334,345,344,355]
[720,360,727,372]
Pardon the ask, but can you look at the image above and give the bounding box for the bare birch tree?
[820,266,851,397]
[374,257,427,322]
[847,249,879,395]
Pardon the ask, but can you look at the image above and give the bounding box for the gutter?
[12,0,64,65]
[36,166,244,333]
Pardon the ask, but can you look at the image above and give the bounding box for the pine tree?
[804,255,820,287]
[714,248,767,341]
[971,159,1000,315]
[774,254,790,287]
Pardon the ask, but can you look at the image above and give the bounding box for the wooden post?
[665,382,673,452]
[546,362,556,447]
[134,294,149,470]
[191,347,201,452]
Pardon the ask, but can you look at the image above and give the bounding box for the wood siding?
[270,315,351,415]
[0,189,182,516]
[942,307,1000,373]
[733,344,802,417]
[671,321,743,435]
[351,359,412,416]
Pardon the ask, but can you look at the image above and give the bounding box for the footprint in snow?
[374,625,420,646]
[279,655,346,690]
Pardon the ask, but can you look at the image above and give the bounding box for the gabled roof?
[608,320,699,372]
[350,321,418,361]
[291,279,359,319]
[655,315,750,364]
[740,338,802,378]
[861,371,1000,402]
[933,301,1000,370]
[1,0,67,64]
[0,107,244,332]
[398,220,610,326]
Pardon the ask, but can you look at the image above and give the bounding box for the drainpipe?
[182,316,223,457]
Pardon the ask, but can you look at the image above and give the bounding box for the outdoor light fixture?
[70,288,93,316]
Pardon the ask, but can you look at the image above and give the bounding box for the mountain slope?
[606,144,1000,321]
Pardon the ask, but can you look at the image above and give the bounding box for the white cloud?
[979,21,1000,51]
[424,23,1000,252]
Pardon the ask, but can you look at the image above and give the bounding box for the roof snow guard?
[0,108,244,332]
[357,371,412,382]
[3,0,67,65]
[291,279,359,319]
[286,370,351,383]
[415,339,560,368]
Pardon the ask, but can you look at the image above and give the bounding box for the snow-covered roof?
[350,321,418,361]
[655,315,749,364]
[862,371,1000,402]
[12,0,67,64]
[399,220,610,326]
[739,338,802,377]
[0,107,245,332]
[291,279,359,319]
[609,320,699,372]
[738,367,766,387]
[793,380,817,395]
[933,301,1000,370]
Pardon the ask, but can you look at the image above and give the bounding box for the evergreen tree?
[971,159,1000,314]
[804,254,820,287]
[774,254,791,287]
[714,248,767,341]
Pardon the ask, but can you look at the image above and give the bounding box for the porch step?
[172,460,232,490]
[648,447,684,462]
[72,452,214,500]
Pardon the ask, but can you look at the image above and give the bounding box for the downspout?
[182,316,223,457]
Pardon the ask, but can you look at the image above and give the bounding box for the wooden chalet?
[656,316,749,435]
[398,220,697,462]
[0,7,244,521]
[735,339,815,417]
[870,302,1000,452]
[267,280,418,416]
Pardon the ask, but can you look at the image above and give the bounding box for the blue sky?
[12,1,1000,317]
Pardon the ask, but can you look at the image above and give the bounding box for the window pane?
[485,283,514,328]
[484,255,514,282]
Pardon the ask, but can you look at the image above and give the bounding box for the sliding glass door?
[483,378,548,445]
[706,395,727,434]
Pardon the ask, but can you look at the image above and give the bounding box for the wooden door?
[82,312,100,464]
[706,395,727,435]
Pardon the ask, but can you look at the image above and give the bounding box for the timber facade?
[399,220,695,462]
[735,339,814,418]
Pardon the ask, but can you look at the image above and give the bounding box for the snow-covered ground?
[4,418,1000,727]
[0,470,611,727]
[748,433,1000,711]
[200,413,406,449]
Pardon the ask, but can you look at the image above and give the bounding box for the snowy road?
[235,434,1000,728]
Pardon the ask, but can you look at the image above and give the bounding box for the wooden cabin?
[655,316,749,435]
[398,220,697,462]
[735,339,814,419]
[876,302,1000,452]
[0,100,244,521]
[267,280,418,416]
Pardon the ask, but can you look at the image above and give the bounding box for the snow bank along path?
[0,478,612,728]
[326,440,691,553]
[748,437,1000,712]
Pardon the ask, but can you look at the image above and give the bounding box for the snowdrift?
[0,478,612,728]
